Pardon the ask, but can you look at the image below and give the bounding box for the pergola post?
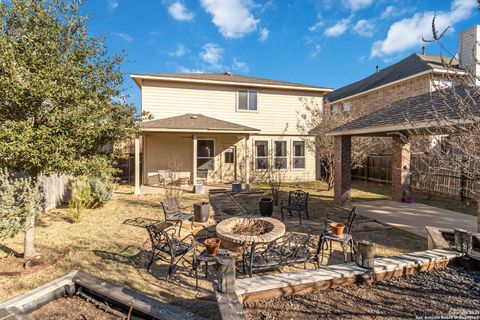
[334,135,352,206]
[391,135,410,201]
[134,136,141,195]
[192,134,198,186]
[244,134,250,190]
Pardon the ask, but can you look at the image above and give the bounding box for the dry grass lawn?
[0,181,427,319]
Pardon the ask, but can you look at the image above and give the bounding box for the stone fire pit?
[216,217,285,251]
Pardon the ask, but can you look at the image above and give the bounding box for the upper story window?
[342,102,351,113]
[331,104,340,114]
[238,90,257,111]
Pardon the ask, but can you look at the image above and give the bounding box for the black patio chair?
[161,197,193,236]
[242,232,318,277]
[281,190,309,224]
[146,224,196,281]
[323,207,358,235]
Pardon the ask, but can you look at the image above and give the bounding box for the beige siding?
[141,80,323,135]
[459,25,479,80]
[143,132,316,184]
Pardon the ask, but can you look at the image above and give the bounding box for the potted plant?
[329,222,345,236]
[204,237,221,256]
[258,197,273,217]
[193,201,210,223]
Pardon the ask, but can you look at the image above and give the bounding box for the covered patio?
[133,113,260,194]
[328,88,479,232]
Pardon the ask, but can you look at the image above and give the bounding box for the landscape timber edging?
[0,270,206,320]
[234,248,464,303]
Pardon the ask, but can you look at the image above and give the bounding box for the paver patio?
[353,200,478,238]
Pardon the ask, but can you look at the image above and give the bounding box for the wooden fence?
[352,155,477,200]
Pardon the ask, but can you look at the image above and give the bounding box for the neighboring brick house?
[324,53,462,117]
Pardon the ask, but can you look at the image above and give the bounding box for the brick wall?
[329,74,433,117]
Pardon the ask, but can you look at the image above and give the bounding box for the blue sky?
[80,0,479,111]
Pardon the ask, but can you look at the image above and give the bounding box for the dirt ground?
[31,296,123,320]
[244,265,480,320]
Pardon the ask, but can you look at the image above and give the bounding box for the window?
[238,90,257,111]
[224,148,234,164]
[197,140,214,170]
[342,102,351,113]
[274,141,287,169]
[293,141,305,169]
[331,104,340,114]
[255,141,268,169]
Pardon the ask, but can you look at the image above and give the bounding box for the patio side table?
[194,248,230,289]
[317,232,354,264]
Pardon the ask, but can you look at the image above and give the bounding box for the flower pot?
[194,202,210,223]
[204,237,221,256]
[329,222,345,237]
[232,182,242,193]
[258,197,273,217]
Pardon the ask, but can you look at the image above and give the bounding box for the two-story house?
[130,73,331,193]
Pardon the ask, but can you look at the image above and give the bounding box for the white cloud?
[232,58,249,73]
[324,18,351,37]
[168,44,189,57]
[309,44,321,58]
[113,32,133,42]
[344,0,372,11]
[200,43,224,67]
[259,28,269,41]
[309,21,325,32]
[167,1,194,21]
[371,0,476,57]
[200,0,259,38]
[177,66,205,73]
[380,5,414,20]
[353,19,375,37]
[107,0,119,11]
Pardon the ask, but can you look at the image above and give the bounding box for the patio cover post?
[134,136,141,195]
[244,134,250,189]
[333,135,351,206]
[192,134,197,186]
[391,135,410,201]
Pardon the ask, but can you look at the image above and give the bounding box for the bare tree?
[297,97,387,190]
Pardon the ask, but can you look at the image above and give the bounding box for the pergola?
[327,86,480,216]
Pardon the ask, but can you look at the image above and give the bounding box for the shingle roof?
[325,54,462,103]
[141,114,260,132]
[132,72,331,91]
[329,86,480,135]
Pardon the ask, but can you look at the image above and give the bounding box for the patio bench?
[241,232,318,277]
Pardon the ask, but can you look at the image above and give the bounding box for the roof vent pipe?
[421,46,426,55]
[375,65,380,73]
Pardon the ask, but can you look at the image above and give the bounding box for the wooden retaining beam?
[235,248,464,303]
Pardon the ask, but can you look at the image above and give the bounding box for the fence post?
[454,228,472,254]
[216,257,236,293]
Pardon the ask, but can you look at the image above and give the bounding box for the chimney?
[459,25,479,84]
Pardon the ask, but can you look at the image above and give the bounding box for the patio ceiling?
[141,113,261,134]
[327,85,480,137]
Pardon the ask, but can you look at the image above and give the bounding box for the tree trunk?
[24,216,36,261]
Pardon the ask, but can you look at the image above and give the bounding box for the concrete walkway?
[353,200,477,238]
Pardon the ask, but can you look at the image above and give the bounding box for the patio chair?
[317,207,358,263]
[161,197,193,236]
[242,232,318,277]
[281,190,309,224]
[146,224,196,281]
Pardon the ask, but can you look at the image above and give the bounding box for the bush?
[67,176,94,223]
[0,168,44,240]
[89,177,113,207]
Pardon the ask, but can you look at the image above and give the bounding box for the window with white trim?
[238,90,257,111]
[255,141,268,169]
[342,102,351,113]
[274,141,287,169]
[293,141,305,169]
[197,139,215,170]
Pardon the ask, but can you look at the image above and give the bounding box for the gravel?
[244,266,480,319]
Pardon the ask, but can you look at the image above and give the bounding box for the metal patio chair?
[161,197,193,236]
